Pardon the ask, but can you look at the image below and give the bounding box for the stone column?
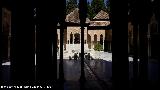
[103,40,104,51]
[67,29,69,44]
[11,1,35,85]
[0,6,2,73]
[79,0,87,82]
[84,27,87,43]
[58,1,66,82]
[128,26,129,53]
[73,33,75,44]
[67,30,70,51]
[103,35,105,51]
[110,42,112,51]
[79,30,81,44]
[148,25,151,57]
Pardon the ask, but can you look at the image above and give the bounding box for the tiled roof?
[65,8,110,27]
[65,8,90,23]
[93,10,109,20]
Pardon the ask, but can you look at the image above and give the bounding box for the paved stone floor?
[58,59,111,90]
[1,58,160,89]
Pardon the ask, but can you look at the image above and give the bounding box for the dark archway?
[100,34,103,45]
[94,34,97,45]
[87,34,91,49]
[74,33,80,44]
[70,32,73,44]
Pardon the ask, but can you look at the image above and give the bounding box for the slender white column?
[103,40,104,51]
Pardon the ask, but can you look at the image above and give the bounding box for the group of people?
[69,52,93,60]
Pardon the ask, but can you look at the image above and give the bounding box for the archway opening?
[87,34,91,49]
[74,33,80,44]
[94,34,97,45]
[70,32,73,44]
[100,34,103,45]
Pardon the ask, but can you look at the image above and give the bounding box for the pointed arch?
[87,34,91,49]
[70,32,73,44]
[100,34,103,45]
[74,33,80,44]
[94,34,97,44]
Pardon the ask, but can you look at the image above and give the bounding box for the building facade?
[57,8,112,53]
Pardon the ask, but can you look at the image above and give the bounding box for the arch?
[100,34,103,45]
[70,32,73,44]
[87,34,91,49]
[74,33,80,44]
[94,34,97,44]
